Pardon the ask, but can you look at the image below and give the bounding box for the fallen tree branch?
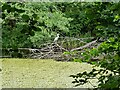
[61,37,95,40]
[56,43,68,51]
[71,40,97,51]
[1,48,40,50]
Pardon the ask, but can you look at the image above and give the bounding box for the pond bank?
[1,58,98,88]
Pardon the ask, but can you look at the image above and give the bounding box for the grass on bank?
[1,58,98,88]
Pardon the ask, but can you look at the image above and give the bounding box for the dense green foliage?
[59,2,120,38]
[2,2,119,48]
[2,2,71,48]
[68,2,120,89]
[1,1,120,89]
[70,37,120,89]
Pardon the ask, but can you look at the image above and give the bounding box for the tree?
[69,2,120,89]
[1,2,74,57]
[1,2,72,49]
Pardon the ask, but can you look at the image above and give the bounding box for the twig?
[88,79,97,88]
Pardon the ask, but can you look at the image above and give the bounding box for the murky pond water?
[1,58,98,88]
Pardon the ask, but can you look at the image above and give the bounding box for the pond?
[1,58,98,88]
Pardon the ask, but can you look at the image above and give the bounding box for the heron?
[54,34,60,43]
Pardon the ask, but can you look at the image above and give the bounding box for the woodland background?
[0,1,120,89]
